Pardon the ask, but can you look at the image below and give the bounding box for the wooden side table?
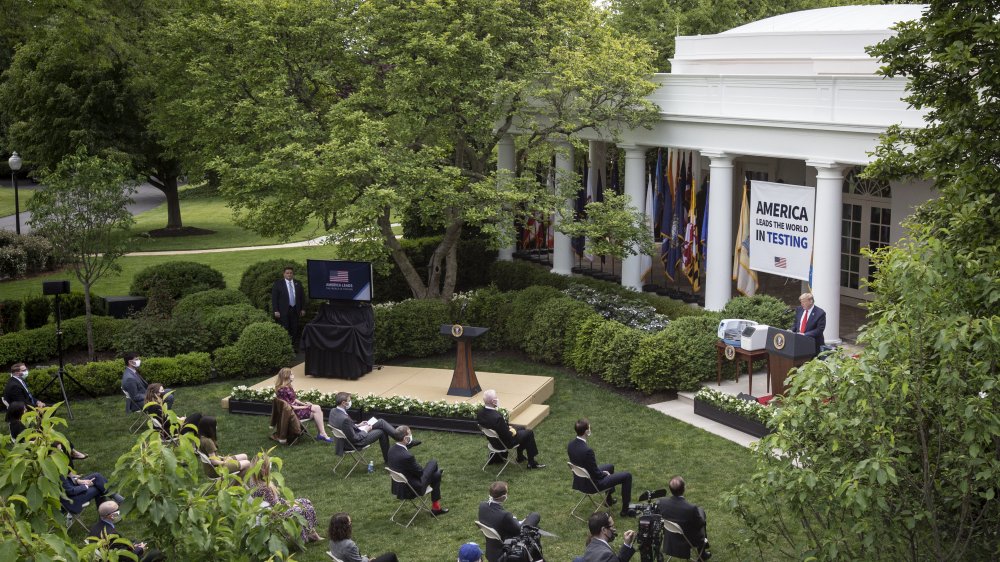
[715,340,771,394]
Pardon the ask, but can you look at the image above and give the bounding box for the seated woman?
[143,383,183,438]
[274,368,333,442]
[60,470,123,515]
[196,416,251,477]
[6,400,27,440]
[181,412,202,437]
[247,454,321,543]
[328,512,399,562]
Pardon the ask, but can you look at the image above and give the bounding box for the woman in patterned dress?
[248,454,322,543]
[274,368,333,442]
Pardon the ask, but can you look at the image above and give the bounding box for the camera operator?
[582,511,635,562]
[656,476,711,561]
[479,481,541,562]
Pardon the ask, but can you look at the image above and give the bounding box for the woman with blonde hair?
[247,454,321,543]
[274,368,332,442]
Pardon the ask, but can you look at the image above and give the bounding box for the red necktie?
[799,309,809,333]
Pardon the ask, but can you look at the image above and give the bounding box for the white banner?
[749,180,815,281]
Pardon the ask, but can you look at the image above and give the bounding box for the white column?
[497,134,516,261]
[551,142,575,276]
[807,161,848,345]
[702,152,735,311]
[619,144,647,290]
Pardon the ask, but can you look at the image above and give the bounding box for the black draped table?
[301,302,374,379]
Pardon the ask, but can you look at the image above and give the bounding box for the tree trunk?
[426,219,463,300]
[83,281,95,360]
[377,210,428,298]
[148,164,184,229]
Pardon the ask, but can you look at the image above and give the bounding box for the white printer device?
[741,324,771,351]
[717,319,757,347]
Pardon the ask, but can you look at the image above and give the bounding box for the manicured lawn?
[0,184,34,218]
[0,246,340,300]
[55,353,761,561]
[131,188,328,252]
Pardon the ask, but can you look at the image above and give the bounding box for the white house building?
[505,4,936,346]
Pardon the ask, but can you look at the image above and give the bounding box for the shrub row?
[130,261,226,300]
[0,231,58,279]
[25,352,213,399]
[0,316,129,367]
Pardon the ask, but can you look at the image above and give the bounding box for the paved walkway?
[0,182,166,235]
[124,236,330,256]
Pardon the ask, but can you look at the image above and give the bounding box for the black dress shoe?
[604,497,617,507]
[619,508,636,518]
[526,462,546,469]
[431,507,450,516]
[407,439,422,449]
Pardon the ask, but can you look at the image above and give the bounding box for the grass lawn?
[0,245,341,300]
[131,188,328,252]
[0,185,34,217]
[55,353,762,561]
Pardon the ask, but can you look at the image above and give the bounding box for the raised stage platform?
[221,363,553,429]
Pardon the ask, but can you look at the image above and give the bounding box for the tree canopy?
[729,2,1000,560]
[148,0,659,299]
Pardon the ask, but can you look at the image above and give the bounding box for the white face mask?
[20,370,29,379]
[345,401,352,410]
[132,359,141,368]
[586,429,592,437]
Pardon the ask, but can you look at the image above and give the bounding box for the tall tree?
[28,149,138,359]
[149,0,659,299]
[0,0,187,229]
[728,2,1000,560]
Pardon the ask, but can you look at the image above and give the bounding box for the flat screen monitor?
[306,259,373,302]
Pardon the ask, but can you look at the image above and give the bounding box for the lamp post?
[8,152,22,235]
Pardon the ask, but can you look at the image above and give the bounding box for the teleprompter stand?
[440,325,488,397]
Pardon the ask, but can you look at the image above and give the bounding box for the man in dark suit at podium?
[791,292,826,350]
[271,267,305,346]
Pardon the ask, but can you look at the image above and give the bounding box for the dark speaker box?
[42,280,71,295]
[103,296,148,319]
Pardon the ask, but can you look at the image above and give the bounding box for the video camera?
[630,489,667,562]
[498,524,544,562]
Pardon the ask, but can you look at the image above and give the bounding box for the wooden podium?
[440,324,489,397]
[765,327,817,395]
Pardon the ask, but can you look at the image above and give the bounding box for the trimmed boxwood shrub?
[130,261,226,300]
[373,299,452,362]
[23,295,51,329]
[204,304,271,347]
[630,313,722,392]
[721,295,794,329]
[454,287,513,352]
[0,315,128,366]
[590,321,648,387]
[489,261,571,292]
[238,259,306,311]
[172,288,250,321]
[214,322,294,378]
[0,300,23,333]
[523,297,599,365]
[51,292,99,319]
[26,352,212,398]
[0,231,56,277]
[112,317,213,357]
[503,286,566,350]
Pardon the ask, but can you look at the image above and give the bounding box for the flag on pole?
[682,163,700,292]
[659,149,675,280]
[733,179,758,295]
[641,172,654,282]
[653,149,664,236]
[700,177,710,267]
[666,151,687,278]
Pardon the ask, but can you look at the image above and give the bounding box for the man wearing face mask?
[122,353,174,413]
[90,500,164,561]
[476,389,545,469]
[478,481,541,562]
[387,425,449,515]
[328,392,410,463]
[568,418,633,518]
[4,362,45,409]
[581,511,635,561]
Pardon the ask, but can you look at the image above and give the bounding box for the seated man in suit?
[89,500,164,561]
[478,481,541,562]
[791,292,826,353]
[581,511,635,562]
[328,392,410,463]
[122,353,174,413]
[567,418,633,517]
[386,425,448,516]
[5,362,46,409]
[657,476,711,561]
[476,389,545,469]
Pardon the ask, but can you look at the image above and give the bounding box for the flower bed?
[228,385,505,434]
[693,388,775,438]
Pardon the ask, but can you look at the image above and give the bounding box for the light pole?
[8,152,22,235]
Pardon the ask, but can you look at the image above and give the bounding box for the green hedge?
[203,304,271,348]
[720,295,794,329]
[25,352,213,399]
[172,289,250,321]
[523,297,599,365]
[451,287,511,351]
[0,300,23,333]
[214,322,294,378]
[629,314,722,392]
[0,316,129,367]
[112,316,213,357]
[373,299,452,362]
[23,296,50,329]
[130,261,226,300]
[238,259,307,312]
[502,286,566,350]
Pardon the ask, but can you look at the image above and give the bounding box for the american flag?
[774,257,787,269]
[329,270,350,283]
